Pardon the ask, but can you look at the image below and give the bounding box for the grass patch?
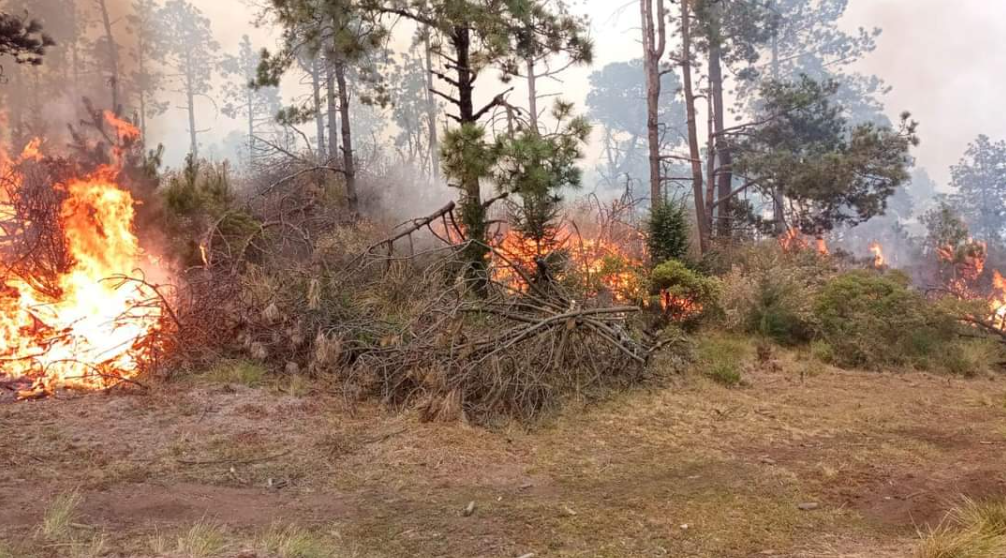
[201,359,267,387]
[695,334,752,386]
[169,522,230,557]
[39,490,82,540]
[915,497,1006,557]
[260,524,337,558]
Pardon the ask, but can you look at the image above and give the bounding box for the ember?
[0,115,172,398]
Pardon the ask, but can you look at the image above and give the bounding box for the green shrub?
[938,338,1005,377]
[650,259,720,324]
[814,270,961,370]
[648,202,690,265]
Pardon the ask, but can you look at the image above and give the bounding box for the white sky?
[163,0,1006,187]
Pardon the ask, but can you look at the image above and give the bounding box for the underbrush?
[694,334,753,386]
[161,160,688,425]
[715,242,1006,376]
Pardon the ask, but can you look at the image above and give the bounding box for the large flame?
[0,118,168,395]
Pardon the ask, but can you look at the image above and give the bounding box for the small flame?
[199,243,210,267]
[815,237,829,256]
[869,241,885,268]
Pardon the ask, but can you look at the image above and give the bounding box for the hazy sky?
[175,0,1006,187]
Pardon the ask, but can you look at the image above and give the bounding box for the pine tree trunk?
[452,25,488,278]
[311,59,327,161]
[246,86,255,167]
[325,59,339,165]
[640,0,666,208]
[526,57,539,132]
[681,0,709,253]
[334,60,358,216]
[769,12,786,235]
[423,32,439,181]
[97,0,121,113]
[709,39,732,238]
[186,72,198,157]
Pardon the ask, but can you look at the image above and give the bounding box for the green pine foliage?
[647,202,690,265]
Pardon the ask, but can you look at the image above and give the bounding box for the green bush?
[814,270,962,370]
[650,259,720,324]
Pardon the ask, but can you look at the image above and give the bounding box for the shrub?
[915,498,1006,558]
[718,242,827,344]
[650,259,720,324]
[814,269,961,370]
[647,201,690,265]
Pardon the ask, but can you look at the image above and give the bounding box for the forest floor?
[2,345,1006,558]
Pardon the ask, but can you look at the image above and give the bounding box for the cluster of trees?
[1,0,933,268]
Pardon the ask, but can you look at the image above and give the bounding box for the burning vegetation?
[0,112,173,400]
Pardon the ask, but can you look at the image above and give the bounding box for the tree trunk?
[451,25,488,277]
[680,0,710,253]
[526,57,539,132]
[640,0,666,209]
[423,32,439,180]
[186,70,198,157]
[97,0,121,113]
[333,60,358,216]
[246,85,256,167]
[769,25,787,235]
[311,58,327,161]
[709,38,732,238]
[325,59,339,164]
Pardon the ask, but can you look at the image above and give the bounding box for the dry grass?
[169,522,230,557]
[915,498,1006,558]
[259,524,342,558]
[38,490,82,541]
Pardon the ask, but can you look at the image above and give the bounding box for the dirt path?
[1,363,1004,557]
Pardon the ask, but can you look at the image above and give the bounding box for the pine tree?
[158,0,220,158]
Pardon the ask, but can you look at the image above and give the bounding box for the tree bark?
[680,0,710,253]
[311,58,327,161]
[423,32,439,181]
[709,38,733,238]
[186,74,198,158]
[526,57,539,132]
[640,0,666,208]
[769,8,786,235]
[325,58,339,165]
[333,60,358,215]
[97,0,121,113]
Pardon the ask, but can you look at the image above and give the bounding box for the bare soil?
[2,356,1005,557]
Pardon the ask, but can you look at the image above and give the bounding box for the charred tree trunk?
[680,0,710,253]
[640,0,667,208]
[333,60,358,216]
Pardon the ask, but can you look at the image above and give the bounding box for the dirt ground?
[2,351,1005,558]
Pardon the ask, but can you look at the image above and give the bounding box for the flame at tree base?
[0,133,171,395]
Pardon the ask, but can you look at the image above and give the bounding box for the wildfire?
[0,117,170,397]
[991,270,1006,330]
[779,228,829,256]
[869,241,885,268]
[491,225,644,302]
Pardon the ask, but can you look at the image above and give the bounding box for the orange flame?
[869,241,885,268]
[491,225,644,302]
[815,237,829,256]
[0,133,169,393]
